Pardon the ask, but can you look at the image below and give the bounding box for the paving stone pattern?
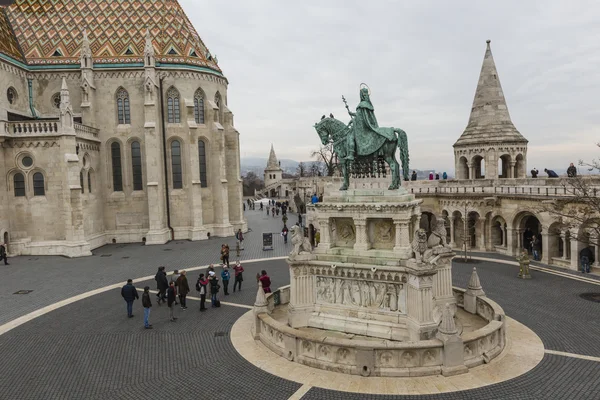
[0,209,293,326]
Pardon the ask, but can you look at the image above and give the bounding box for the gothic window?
[198,140,207,188]
[116,88,131,124]
[214,92,222,123]
[52,93,61,109]
[80,171,84,193]
[194,89,205,124]
[33,172,45,196]
[13,173,25,197]
[88,170,92,194]
[131,141,143,191]
[166,87,180,123]
[7,87,16,105]
[111,142,123,192]
[171,140,183,189]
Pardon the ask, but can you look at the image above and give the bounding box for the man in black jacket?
[0,243,8,265]
[567,163,577,177]
[155,266,168,304]
[121,279,139,318]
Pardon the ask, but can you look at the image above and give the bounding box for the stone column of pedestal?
[437,304,468,376]
[354,218,369,251]
[449,219,455,248]
[406,274,437,340]
[317,217,331,250]
[393,218,411,258]
[288,266,315,328]
[464,267,484,314]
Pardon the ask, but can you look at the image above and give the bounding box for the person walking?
[257,270,272,293]
[236,229,245,250]
[0,243,8,265]
[209,271,220,307]
[176,270,190,310]
[221,244,230,267]
[155,266,168,304]
[171,269,180,305]
[167,281,177,321]
[282,225,289,244]
[411,171,417,181]
[196,273,209,311]
[142,286,152,329]
[221,265,231,295]
[121,279,139,318]
[531,236,541,261]
[567,163,577,178]
[266,206,269,216]
[271,207,276,218]
[233,261,244,292]
[580,247,594,273]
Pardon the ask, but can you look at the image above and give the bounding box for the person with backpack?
[0,243,8,265]
[233,261,244,292]
[176,270,190,310]
[209,271,220,307]
[235,229,244,250]
[142,286,152,329]
[167,281,177,322]
[121,278,139,318]
[196,273,209,311]
[221,265,231,295]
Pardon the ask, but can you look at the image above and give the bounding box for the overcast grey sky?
[182,0,600,172]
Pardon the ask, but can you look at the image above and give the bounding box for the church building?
[0,0,246,257]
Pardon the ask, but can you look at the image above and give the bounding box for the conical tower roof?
[454,40,527,147]
[266,144,281,171]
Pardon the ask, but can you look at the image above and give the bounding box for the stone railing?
[3,120,100,142]
[74,123,100,141]
[256,284,506,377]
[5,120,60,135]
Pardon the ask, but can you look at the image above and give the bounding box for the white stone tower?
[453,40,528,180]
[264,144,283,188]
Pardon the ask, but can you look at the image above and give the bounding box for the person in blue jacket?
[221,265,231,295]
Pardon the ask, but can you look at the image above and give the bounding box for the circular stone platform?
[231,310,544,395]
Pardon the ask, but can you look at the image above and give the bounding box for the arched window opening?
[111,142,123,192]
[13,173,25,197]
[33,172,45,196]
[198,140,207,188]
[116,88,131,124]
[171,140,183,189]
[457,156,469,179]
[80,171,84,194]
[194,89,205,124]
[88,170,92,194]
[131,141,143,191]
[166,87,180,123]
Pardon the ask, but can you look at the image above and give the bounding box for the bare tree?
[310,143,337,176]
[540,146,600,248]
[308,161,322,177]
[242,171,264,196]
[296,162,306,178]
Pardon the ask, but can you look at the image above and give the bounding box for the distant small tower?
[453,40,528,180]
[264,144,283,188]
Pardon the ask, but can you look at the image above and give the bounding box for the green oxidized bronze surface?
[314,85,409,190]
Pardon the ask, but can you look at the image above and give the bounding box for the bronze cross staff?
[342,95,351,114]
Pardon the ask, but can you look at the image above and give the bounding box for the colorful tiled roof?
[3,0,220,72]
[0,7,24,62]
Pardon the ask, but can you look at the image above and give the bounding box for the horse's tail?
[396,129,410,181]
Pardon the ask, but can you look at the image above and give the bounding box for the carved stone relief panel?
[368,218,395,250]
[315,276,407,313]
[332,218,356,248]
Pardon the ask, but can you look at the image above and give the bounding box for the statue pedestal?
[289,188,455,341]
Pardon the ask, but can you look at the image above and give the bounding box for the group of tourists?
[410,171,448,181]
[244,199,256,211]
[121,261,254,329]
[531,163,578,178]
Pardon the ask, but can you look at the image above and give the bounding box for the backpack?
[195,279,201,292]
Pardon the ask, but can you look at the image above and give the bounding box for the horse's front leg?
[340,161,349,190]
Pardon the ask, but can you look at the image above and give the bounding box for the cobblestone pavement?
[0,254,599,399]
[0,209,294,326]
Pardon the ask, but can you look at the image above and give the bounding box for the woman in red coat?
[257,270,272,293]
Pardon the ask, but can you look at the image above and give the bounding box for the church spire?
[266,144,280,170]
[467,39,512,126]
[454,40,527,147]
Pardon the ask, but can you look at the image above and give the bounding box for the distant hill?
[241,157,301,176]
